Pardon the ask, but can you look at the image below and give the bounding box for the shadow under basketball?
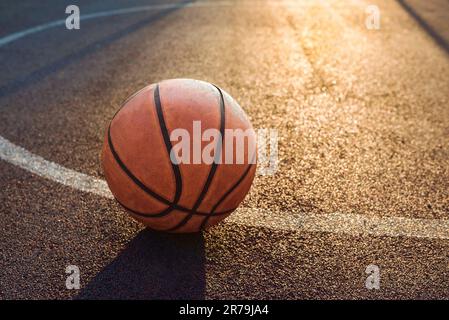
[77,228,206,299]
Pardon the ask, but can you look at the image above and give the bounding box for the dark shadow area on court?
[397,0,449,56]
[0,0,192,99]
[77,228,206,299]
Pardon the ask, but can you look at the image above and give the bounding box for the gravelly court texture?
[0,0,448,299]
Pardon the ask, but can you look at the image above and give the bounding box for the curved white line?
[0,136,113,199]
[0,0,313,47]
[0,1,448,240]
[0,20,65,47]
[229,209,449,240]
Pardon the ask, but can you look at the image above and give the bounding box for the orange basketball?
[101,79,257,233]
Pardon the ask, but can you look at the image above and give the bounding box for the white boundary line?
[0,1,448,240]
[229,208,449,240]
[0,136,112,199]
[0,1,253,47]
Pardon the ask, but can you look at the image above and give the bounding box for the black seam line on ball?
[199,159,256,231]
[107,122,231,216]
[154,84,183,205]
[115,197,173,218]
[163,84,226,232]
[107,124,168,205]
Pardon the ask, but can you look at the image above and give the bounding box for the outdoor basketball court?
[0,0,448,299]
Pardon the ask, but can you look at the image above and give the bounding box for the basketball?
[101,79,257,233]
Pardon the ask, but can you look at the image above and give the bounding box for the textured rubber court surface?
[0,0,448,299]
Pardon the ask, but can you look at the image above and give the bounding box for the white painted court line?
[1,135,448,240]
[0,3,187,47]
[0,1,448,240]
